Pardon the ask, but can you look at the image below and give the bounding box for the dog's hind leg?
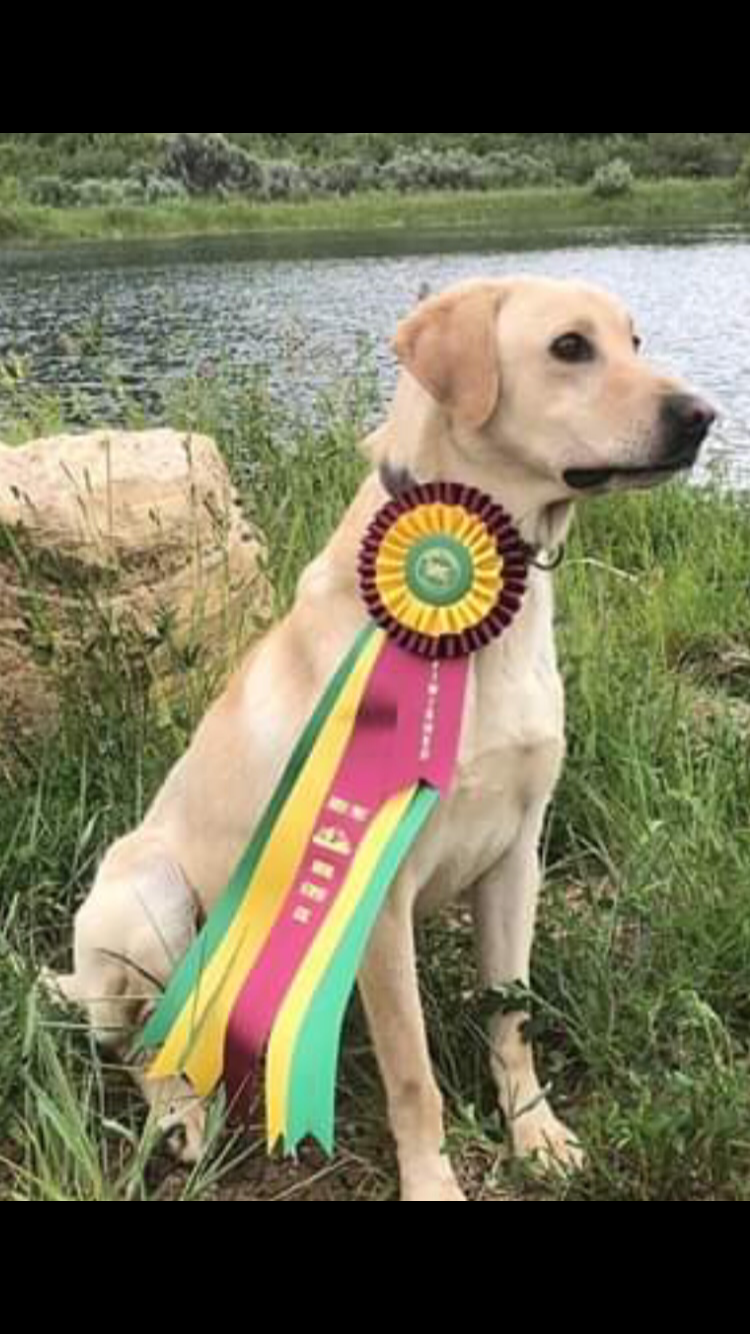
[43,831,207,1163]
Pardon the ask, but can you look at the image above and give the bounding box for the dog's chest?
[415,610,566,909]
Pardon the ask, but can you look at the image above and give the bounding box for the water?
[1,225,748,481]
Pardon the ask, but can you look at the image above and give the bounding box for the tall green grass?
[0,181,741,248]
[1,368,749,1200]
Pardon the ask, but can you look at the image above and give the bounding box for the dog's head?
[392,276,716,499]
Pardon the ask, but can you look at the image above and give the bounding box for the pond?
[1,224,748,482]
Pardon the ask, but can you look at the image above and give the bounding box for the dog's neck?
[368,379,574,558]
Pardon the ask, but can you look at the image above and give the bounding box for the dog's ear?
[392,284,504,430]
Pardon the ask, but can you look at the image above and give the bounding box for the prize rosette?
[359,482,529,659]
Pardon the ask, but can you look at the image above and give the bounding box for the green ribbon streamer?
[139,625,377,1053]
[282,784,440,1155]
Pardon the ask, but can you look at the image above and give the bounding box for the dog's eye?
[550,333,595,364]
[633,335,643,352]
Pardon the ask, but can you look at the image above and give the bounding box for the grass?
[1,368,750,1201]
[0,180,743,249]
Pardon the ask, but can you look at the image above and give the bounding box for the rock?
[0,429,271,758]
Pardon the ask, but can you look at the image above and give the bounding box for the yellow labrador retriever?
[48,277,715,1201]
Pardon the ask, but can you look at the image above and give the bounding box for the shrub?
[28,175,77,207]
[733,151,750,208]
[590,158,635,199]
[309,158,376,196]
[163,133,264,196]
[480,150,558,188]
[646,133,729,180]
[261,159,311,201]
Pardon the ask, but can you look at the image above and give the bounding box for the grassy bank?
[0,180,742,249]
[1,372,750,1201]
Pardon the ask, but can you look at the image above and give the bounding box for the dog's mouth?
[564,455,697,493]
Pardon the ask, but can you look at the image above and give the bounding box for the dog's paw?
[156,1098,207,1166]
[401,1164,467,1202]
[511,1107,584,1176]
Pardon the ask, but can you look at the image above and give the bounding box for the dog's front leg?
[359,871,466,1203]
[473,806,584,1174]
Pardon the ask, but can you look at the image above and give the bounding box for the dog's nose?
[661,393,717,458]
